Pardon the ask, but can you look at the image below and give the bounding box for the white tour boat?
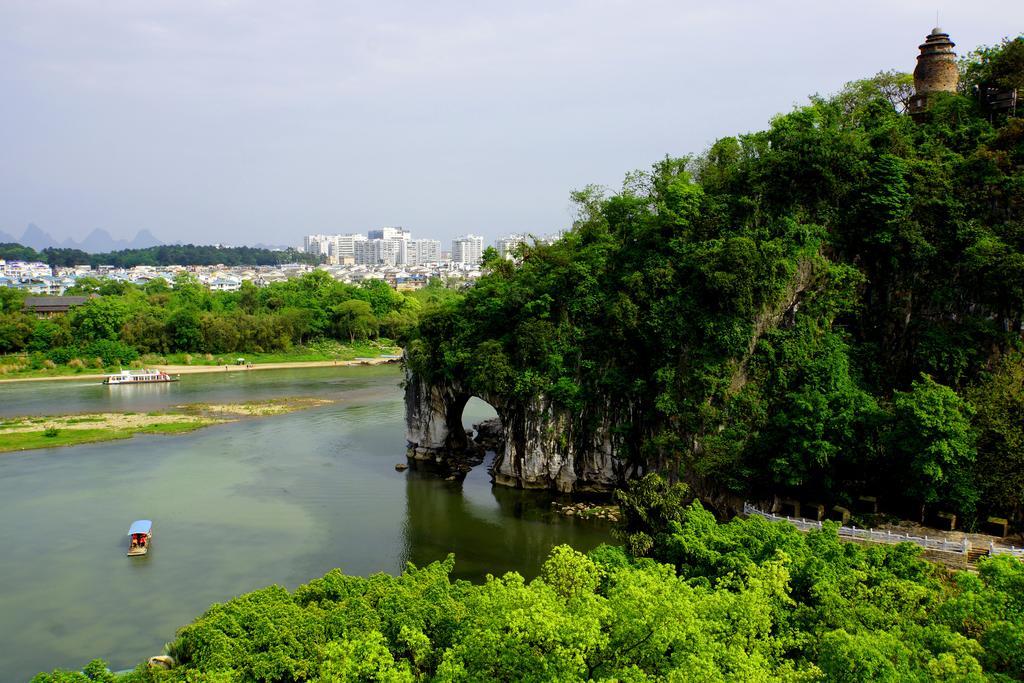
[103,369,179,385]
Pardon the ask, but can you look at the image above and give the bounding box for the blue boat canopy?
[128,520,152,536]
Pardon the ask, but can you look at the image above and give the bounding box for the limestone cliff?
[404,367,620,493]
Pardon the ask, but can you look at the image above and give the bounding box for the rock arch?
[404,368,619,493]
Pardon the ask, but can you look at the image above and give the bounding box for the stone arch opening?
[461,396,502,457]
[440,394,504,474]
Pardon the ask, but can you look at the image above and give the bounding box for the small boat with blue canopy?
[127,520,153,556]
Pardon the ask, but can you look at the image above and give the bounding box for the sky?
[0,1,1021,248]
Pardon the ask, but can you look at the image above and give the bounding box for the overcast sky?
[1,1,1021,248]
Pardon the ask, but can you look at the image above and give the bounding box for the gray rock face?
[404,366,620,492]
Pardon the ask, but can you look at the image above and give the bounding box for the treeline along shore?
[0,271,456,379]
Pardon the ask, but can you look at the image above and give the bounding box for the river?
[0,366,612,680]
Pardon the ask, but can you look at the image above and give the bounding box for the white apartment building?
[303,234,332,257]
[327,234,367,263]
[451,234,484,265]
[406,239,441,266]
[495,234,527,259]
[367,227,410,241]
[354,237,406,266]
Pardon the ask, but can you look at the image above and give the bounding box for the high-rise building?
[367,227,410,241]
[328,234,366,259]
[495,234,527,259]
[303,234,332,257]
[406,239,442,266]
[452,234,484,265]
[354,237,406,266]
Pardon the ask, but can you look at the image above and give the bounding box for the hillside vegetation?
[407,36,1024,528]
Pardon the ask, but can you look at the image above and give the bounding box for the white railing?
[989,543,1024,559]
[741,502,1024,559]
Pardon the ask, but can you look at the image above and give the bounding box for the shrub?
[82,339,138,366]
[46,346,79,365]
[43,427,59,438]
[68,358,85,370]
[42,359,56,369]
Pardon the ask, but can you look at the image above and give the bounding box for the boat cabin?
[127,519,153,557]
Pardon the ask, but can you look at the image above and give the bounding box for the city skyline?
[2,2,1021,247]
[301,228,529,266]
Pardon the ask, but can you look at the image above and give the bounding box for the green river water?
[0,365,611,680]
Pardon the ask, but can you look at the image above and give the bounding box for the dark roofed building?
[22,296,93,317]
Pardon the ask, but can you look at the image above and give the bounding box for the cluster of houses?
[0,258,484,296]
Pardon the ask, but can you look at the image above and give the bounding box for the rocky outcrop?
[404,368,621,493]
[404,258,823,498]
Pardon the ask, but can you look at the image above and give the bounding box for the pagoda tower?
[909,28,959,116]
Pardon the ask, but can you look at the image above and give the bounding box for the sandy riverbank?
[0,357,398,384]
[0,397,335,452]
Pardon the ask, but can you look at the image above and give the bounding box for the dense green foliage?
[961,36,1024,95]
[0,243,318,267]
[0,273,461,369]
[407,38,1024,525]
[33,496,1024,681]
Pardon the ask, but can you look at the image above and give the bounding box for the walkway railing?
[743,503,1024,561]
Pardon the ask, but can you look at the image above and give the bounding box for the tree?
[0,312,35,353]
[890,375,978,518]
[0,286,26,314]
[356,279,404,317]
[968,354,1024,522]
[960,35,1024,94]
[142,278,171,295]
[613,473,690,559]
[168,308,203,352]
[333,300,378,343]
[69,298,129,342]
[27,317,71,352]
[481,246,502,269]
[172,272,207,310]
[837,70,916,113]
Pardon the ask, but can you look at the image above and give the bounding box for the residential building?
[406,239,441,266]
[367,227,410,241]
[495,234,527,259]
[327,234,367,264]
[452,234,484,265]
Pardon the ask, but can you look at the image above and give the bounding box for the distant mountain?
[77,228,120,253]
[10,223,164,252]
[128,229,162,249]
[20,224,59,251]
[253,242,294,251]
[0,229,16,244]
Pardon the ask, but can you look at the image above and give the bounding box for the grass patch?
[0,421,218,453]
[135,421,212,435]
[0,428,137,452]
[0,398,331,454]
